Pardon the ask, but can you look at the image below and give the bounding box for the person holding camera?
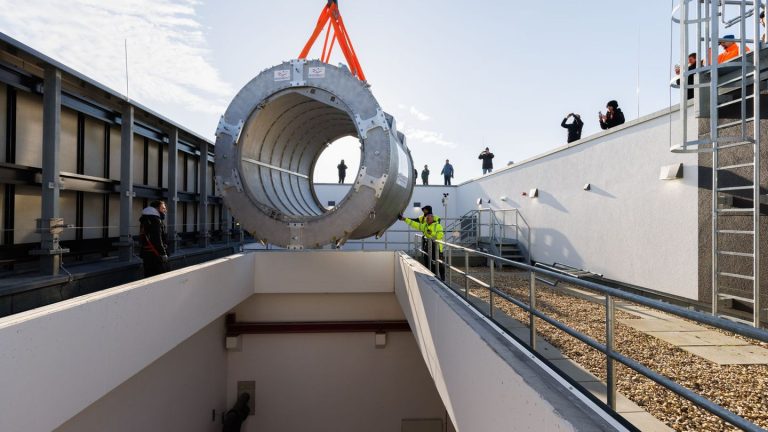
[598,100,625,130]
[560,113,583,143]
[478,147,494,174]
[671,53,697,99]
[139,200,169,277]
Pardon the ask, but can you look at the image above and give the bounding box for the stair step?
[717,140,756,150]
[717,94,754,108]
[717,229,755,235]
[716,208,755,213]
[717,162,754,170]
[718,271,755,281]
[717,250,754,257]
[717,185,754,192]
[717,118,755,130]
[718,293,755,304]
[717,314,755,326]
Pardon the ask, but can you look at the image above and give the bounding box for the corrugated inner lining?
[240,92,357,216]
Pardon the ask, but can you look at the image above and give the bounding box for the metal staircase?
[443,209,530,265]
[673,0,763,326]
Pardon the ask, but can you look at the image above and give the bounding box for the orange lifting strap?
[298,0,366,82]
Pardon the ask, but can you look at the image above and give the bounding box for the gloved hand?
[397,213,404,221]
[161,255,169,263]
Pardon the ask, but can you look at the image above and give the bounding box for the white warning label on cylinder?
[308,66,325,78]
[274,70,290,81]
[396,145,410,189]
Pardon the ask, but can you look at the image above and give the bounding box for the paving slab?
[579,380,646,414]
[646,330,750,347]
[621,412,675,432]
[680,345,768,365]
[616,303,675,320]
[619,318,704,332]
[548,359,598,383]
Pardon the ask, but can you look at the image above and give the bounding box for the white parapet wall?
[455,106,699,298]
[313,105,700,299]
[0,254,254,432]
[394,252,628,432]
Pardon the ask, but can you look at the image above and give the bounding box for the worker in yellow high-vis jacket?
[399,209,445,280]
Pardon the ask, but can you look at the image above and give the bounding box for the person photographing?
[598,100,625,130]
[478,147,495,174]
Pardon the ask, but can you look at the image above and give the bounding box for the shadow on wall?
[531,227,584,268]
[588,185,616,199]
[537,190,569,213]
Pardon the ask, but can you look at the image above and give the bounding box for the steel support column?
[197,142,209,247]
[35,67,68,275]
[167,127,179,253]
[118,104,134,261]
[221,205,231,244]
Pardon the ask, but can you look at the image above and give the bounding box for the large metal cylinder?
[214,60,415,249]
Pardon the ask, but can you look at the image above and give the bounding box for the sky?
[0,0,685,183]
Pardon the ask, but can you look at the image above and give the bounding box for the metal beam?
[197,142,209,247]
[118,104,134,261]
[36,66,67,275]
[167,127,179,254]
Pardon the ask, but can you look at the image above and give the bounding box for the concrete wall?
[314,183,458,251]
[56,317,228,432]
[228,251,448,432]
[0,254,253,432]
[394,252,625,432]
[315,106,700,300]
[454,107,700,299]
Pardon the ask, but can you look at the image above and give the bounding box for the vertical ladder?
[673,0,763,327]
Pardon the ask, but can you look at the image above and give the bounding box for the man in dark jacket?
[337,159,347,183]
[479,147,494,174]
[561,113,583,143]
[440,159,454,185]
[421,165,430,185]
[139,200,169,278]
[599,100,625,130]
[673,53,697,99]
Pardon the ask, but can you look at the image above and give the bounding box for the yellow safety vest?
[404,217,444,252]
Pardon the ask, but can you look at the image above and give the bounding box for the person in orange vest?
[718,34,750,63]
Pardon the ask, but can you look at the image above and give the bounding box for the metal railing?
[413,234,768,432]
[476,208,531,264]
[442,208,531,262]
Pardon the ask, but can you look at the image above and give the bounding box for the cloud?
[399,122,457,148]
[0,0,232,121]
[408,106,430,121]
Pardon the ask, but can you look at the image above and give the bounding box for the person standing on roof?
[718,34,750,63]
[337,159,347,184]
[441,159,454,185]
[599,100,625,130]
[399,209,444,280]
[139,200,169,278]
[421,164,430,185]
[671,53,697,99]
[561,113,584,143]
[479,147,494,174]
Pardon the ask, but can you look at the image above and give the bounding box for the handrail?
[413,234,768,431]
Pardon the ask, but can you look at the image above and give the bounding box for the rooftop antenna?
[124,38,130,100]
[636,25,641,119]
